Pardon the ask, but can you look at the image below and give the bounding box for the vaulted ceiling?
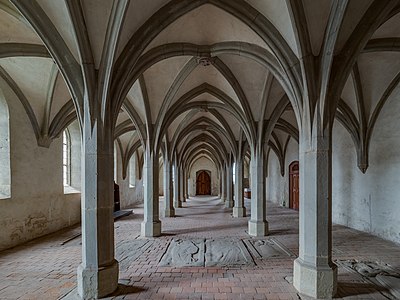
[0,0,399,174]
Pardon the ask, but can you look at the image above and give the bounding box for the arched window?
[63,121,81,194]
[114,143,118,182]
[62,129,71,186]
[129,153,136,188]
[0,89,10,199]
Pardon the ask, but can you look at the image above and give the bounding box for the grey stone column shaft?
[248,147,268,236]
[220,165,226,202]
[233,158,246,217]
[141,148,161,237]
[293,129,337,298]
[218,169,222,197]
[77,120,118,299]
[179,166,185,202]
[163,159,175,217]
[225,162,234,208]
[181,168,187,202]
[184,169,188,201]
[173,163,182,208]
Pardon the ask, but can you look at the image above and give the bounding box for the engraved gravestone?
[205,238,254,267]
[159,239,205,267]
[244,238,293,259]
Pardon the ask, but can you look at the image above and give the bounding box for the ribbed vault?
[1,0,400,298]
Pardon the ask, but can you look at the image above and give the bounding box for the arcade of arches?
[0,0,400,299]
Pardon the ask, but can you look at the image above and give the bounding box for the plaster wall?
[0,80,80,251]
[115,148,144,208]
[266,139,298,208]
[332,97,400,244]
[188,157,219,196]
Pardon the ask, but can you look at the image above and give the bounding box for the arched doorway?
[196,170,211,195]
[289,161,299,210]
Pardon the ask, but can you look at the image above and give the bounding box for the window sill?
[0,189,11,200]
[64,186,81,194]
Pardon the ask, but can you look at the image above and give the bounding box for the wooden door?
[289,161,299,210]
[196,171,211,195]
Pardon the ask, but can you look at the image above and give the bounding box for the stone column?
[185,170,188,201]
[141,148,161,237]
[293,129,337,299]
[220,164,226,203]
[182,168,187,202]
[218,168,222,198]
[173,163,182,208]
[248,147,268,236]
[163,159,175,217]
[233,158,246,217]
[77,120,118,299]
[225,162,234,208]
[179,166,185,203]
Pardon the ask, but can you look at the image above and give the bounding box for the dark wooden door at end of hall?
[289,161,299,211]
[196,171,211,195]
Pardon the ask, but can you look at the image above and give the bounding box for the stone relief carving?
[341,260,400,278]
[205,239,253,267]
[244,238,293,260]
[159,238,293,268]
[159,239,205,267]
[338,259,400,299]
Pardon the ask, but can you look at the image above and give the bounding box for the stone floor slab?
[159,238,205,267]
[205,238,254,267]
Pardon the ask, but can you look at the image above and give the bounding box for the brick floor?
[0,196,399,299]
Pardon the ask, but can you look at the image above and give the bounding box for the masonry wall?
[266,138,298,208]
[188,157,219,196]
[0,80,81,251]
[115,147,144,209]
[332,89,400,244]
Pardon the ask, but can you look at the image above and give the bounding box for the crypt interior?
[0,0,400,299]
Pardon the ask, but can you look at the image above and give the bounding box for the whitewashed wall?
[0,80,80,251]
[115,147,144,209]
[332,88,400,244]
[266,138,298,207]
[188,156,219,196]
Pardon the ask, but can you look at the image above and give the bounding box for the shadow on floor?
[335,281,388,298]
[181,210,234,217]
[160,232,176,237]
[167,223,243,235]
[108,284,147,297]
[268,228,297,235]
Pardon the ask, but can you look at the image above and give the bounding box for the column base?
[293,258,337,299]
[141,220,161,237]
[225,200,234,208]
[164,208,175,217]
[174,201,182,208]
[233,207,246,217]
[77,259,119,299]
[220,198,226,204]
[248,220,268,236]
